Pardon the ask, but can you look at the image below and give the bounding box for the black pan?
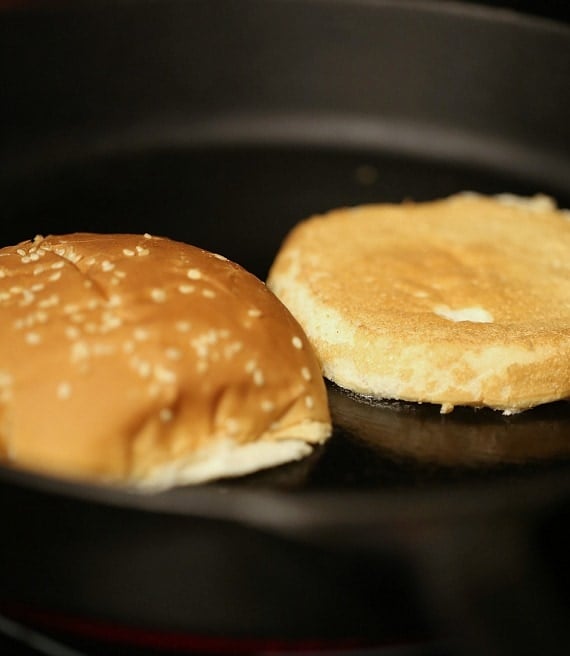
[0,1,569,655]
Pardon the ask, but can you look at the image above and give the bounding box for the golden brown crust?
[0,233,330,487]
[267,193,570,412]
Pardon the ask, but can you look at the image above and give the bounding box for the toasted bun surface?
[0,233,331,488]
[267,193,570,413]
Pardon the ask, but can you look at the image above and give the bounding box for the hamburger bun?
[0,233,331,489]
[267,193,570,414]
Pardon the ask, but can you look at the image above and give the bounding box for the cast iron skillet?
[1,1,569,655]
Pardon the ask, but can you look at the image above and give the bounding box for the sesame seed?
[20,256,31,264]
[187,268,202,280]
[51,261,65,270]
[38,294,59,308]
[247,308,262,318]
[147,383,161,398]
[245,359,256,374]
[305,395,315,409]
[301,367,312,381]
[101,314,122,331]
[138,361,152,378]
[202,289,216,299]
[159,408,173,423]
[178,284,194,294]
[35,311,48,323]
[123,248,135,257]
[19,290,35,307]
[84,280,93,289]
[33,265,45,276]
[66,249,82,264]
[292,336,303,350]
[108,295,122,307]
[65,326,81,340]
[225,418,240,434]
[114,270,126,279]
[122,340,135,354]
[253,369,265,386]
[133,329,149,343]
[143,233,152,239]
[25,332,41,345]
[70,341,90,362]
[31,283,45,292]
[150,288,167,303]
[17,249,26,256]
[135,246,150,256]
[154,365,176,384]
[101,260,115,272]
[0,270,5,279]
[175,321,191,332]
[15,313,38,329]
[224,341,243,358]
[92,343,116,357]
[48,271,62,282]
[165,347,182,360]
[57,382,72,400]
[29,253,40,262]
[213,253,228,261]
[261,400,275,412]
[191,330,219,357]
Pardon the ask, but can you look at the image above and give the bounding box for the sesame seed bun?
[267,193,570,414]
[0,233,331,488]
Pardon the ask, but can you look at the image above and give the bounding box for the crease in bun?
[0,233,331,489]
[267,193,570,414]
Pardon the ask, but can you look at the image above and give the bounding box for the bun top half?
[0,233,331,488]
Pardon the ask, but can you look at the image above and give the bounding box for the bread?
[0,233,331,488]
[267,193,570,414]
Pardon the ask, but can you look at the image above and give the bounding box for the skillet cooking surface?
[2,144,570,494]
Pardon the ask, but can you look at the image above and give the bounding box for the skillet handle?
[407,503,570,656]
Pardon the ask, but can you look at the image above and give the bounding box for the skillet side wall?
[0,479,430,643]
[1,1,569,205]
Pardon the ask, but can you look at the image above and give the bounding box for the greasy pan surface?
[1,1,569,654]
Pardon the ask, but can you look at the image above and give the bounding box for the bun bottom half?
[267,194,570,414]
